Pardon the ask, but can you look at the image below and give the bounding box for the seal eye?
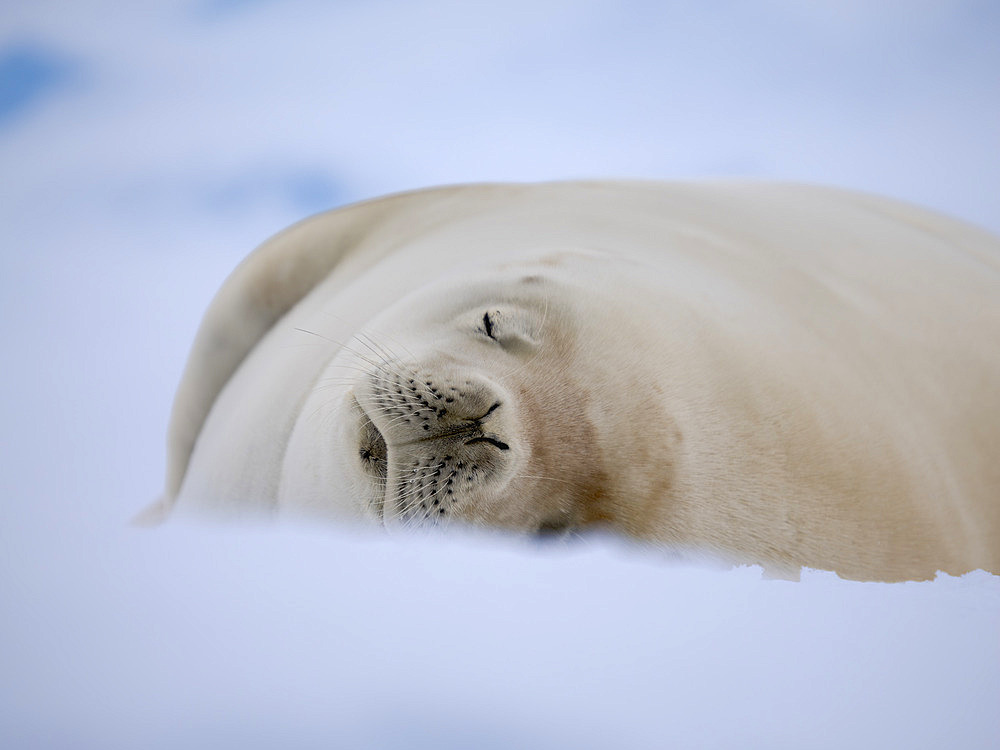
[472,306,540,352]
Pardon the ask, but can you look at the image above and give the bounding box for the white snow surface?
[1,2,998,748]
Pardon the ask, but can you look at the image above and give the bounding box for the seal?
[144,181,1000,581]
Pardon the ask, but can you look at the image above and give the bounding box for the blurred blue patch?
[192,0,281,19]
[0,43,79,127]
[282,170,343,213]
[205,166,346,215]
[192,0,368,24]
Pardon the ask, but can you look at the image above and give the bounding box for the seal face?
[279,267,628,539]
[147,181,1000,581]
[346,311,527,528]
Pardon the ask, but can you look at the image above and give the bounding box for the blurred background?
[1,2,998,748]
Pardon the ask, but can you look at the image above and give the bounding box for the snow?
[4,524,999,749]
[1,2,998,748]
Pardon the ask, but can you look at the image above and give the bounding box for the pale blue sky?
[2,0,998,234]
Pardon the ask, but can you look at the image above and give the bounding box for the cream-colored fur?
[149,181,1000,581]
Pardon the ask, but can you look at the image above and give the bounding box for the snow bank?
[3,525,998,749]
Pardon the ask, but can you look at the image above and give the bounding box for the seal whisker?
[395,465,450,518]
[367,393,437,419]
[354,330,421,381]
[293,327,401,381]
[377,411,427,431]
[294,331,425,402]
[316,310,420,363]
[534,294,550,341]
[396,471,459,530]
[349,331,401,375]
[315,323,423,392]
[313,372,376,388]
[398,466,448,497]
[409,462,448,481]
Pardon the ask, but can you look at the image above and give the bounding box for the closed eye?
[469,305,540,351]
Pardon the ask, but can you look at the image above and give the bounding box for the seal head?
[278,261,677,540]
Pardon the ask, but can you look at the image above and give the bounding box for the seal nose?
[357,367,509,446]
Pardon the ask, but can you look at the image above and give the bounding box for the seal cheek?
[511,375,612,533]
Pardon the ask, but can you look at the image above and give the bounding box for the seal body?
[150,181,1000,581]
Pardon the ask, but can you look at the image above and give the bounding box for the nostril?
[358,416,388,477]
[481,401,502,420]
[464,436,510,451]
[462,401,502,424]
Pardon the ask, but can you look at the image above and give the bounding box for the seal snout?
[358,368,510,446]
[353,365,519,527]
